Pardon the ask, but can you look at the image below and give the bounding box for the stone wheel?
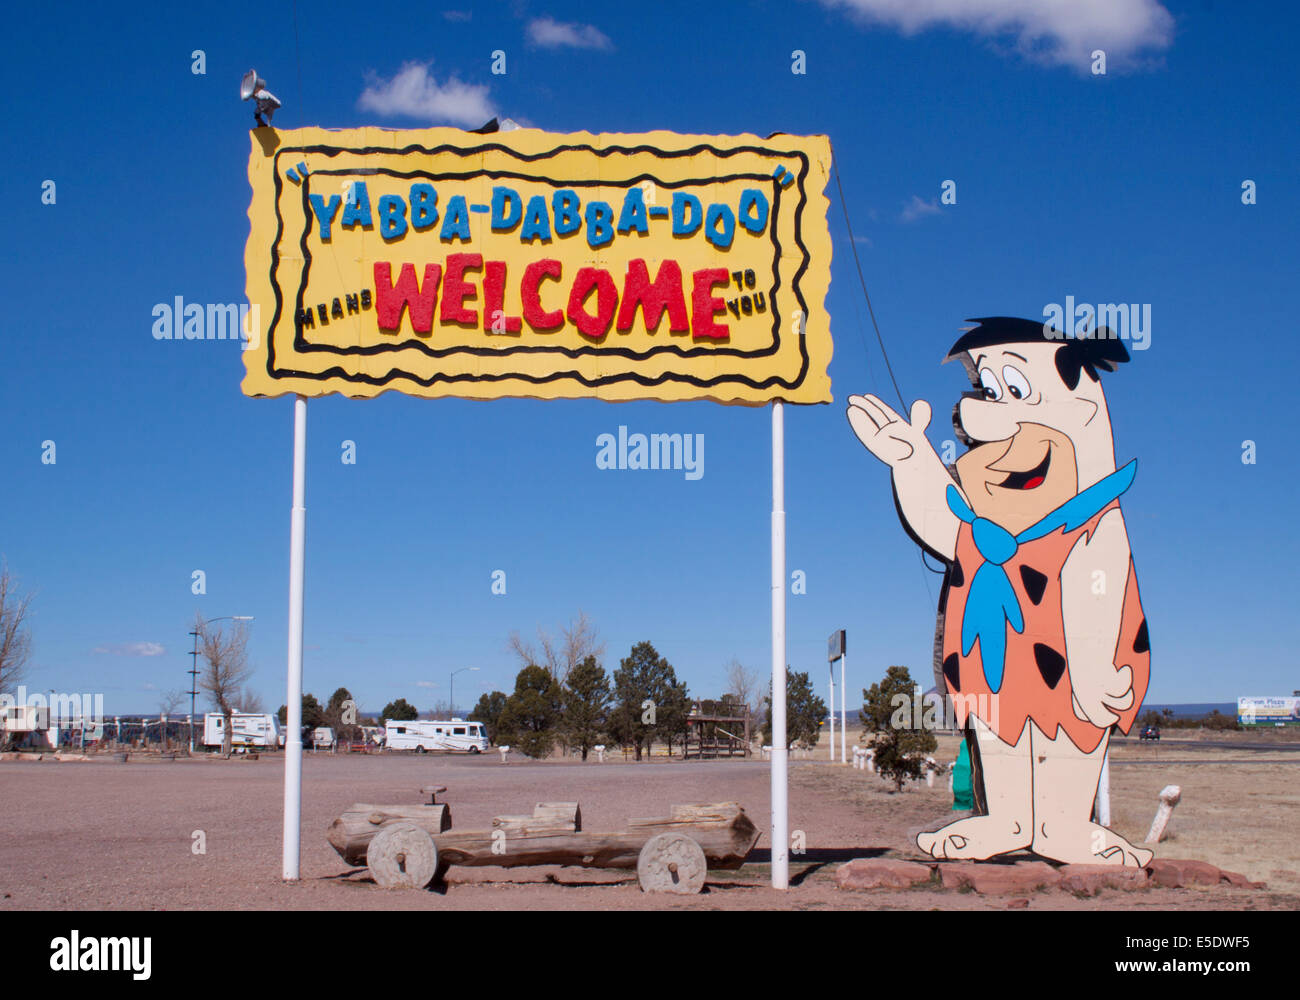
[368,823,438,889]
[637,832,707,894]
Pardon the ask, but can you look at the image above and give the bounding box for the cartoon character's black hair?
[945,316,1130,391]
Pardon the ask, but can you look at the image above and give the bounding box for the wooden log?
[327,803,452,866]
[492,802,581,834]
[1144,784,1182,844]
[435,802,758,871]
[628,802,743,826]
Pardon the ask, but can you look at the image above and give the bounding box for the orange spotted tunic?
[938,500,1150,754]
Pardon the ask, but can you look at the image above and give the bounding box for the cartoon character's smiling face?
[955,422,1077,534]
[951,339,1116,534]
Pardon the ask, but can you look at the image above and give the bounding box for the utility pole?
[188,630,200,753]
[188,615,254,753]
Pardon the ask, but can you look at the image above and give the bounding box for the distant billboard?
[1237,696,1300,726]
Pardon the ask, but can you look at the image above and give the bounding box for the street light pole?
[450,667,479,720]
[188,615,254,753]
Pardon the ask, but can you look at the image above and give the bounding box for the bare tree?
[196,615,252,756]
[158,690,185,716]
[233,688,264,713]
[0,563,34,695]
[428,698,453,721]
[157,690,184,750]
[508,610,605,684]
[725,658,760,718]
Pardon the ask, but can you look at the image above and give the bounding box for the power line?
[833,158,907,413]
[831,156,943,602]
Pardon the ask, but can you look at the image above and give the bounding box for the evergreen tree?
[325,686,358,739]
[860,665,938,791]
[562,655,611,760]
[609,641,677,760]
[380,697,418,723]
[277,693,325,728]
[498,665,563,758]
[469,690,509,744]
[762,669,827,749]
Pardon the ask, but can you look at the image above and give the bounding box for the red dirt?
[0,754,1293,911]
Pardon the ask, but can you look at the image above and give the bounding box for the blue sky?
[2,0,1296,716]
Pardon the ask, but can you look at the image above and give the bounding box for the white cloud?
[94,641,166,657]
[818,0,1173,69]
[442,10,472,21]
[416,680,438,688]
[358,62,496,127]
[526,16,614,51]
[899,195,942,223]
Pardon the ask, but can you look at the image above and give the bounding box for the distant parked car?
[1139,725,1161,741]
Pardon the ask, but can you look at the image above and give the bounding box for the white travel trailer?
[203,712,281,750]
[385,718,488,753]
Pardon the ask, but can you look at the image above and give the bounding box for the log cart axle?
[327,788,759,895]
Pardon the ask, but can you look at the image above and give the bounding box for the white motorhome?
[203,712,281,750]
[385,718,488,753]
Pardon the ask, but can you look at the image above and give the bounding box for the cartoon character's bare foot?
[1095,843,1154,868]
[1031,822,1153,867]
[917,816,1030,861]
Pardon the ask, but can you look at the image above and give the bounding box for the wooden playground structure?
[682,700,752,759]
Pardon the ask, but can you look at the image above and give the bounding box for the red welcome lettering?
[483,261,522,333]
[521,259,564,329]
[440,253,483,326]
[691,267,731,340]
[616,259,688,334]
[567,267,618,340]
[373,262,442,334]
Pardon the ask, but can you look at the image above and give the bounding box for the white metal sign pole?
[770,401,789,890]
[1096,749,1111,828]
[282,395,308,880]
[840,651,847,764]
[828,660,835,762]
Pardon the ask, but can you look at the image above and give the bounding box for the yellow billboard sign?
[242,127,832,404]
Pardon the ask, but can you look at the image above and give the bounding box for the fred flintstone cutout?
[848,317,1151,867]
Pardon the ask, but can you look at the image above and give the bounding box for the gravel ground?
[1,752,1294,911]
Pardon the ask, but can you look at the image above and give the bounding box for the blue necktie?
[944,460,1137,693]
